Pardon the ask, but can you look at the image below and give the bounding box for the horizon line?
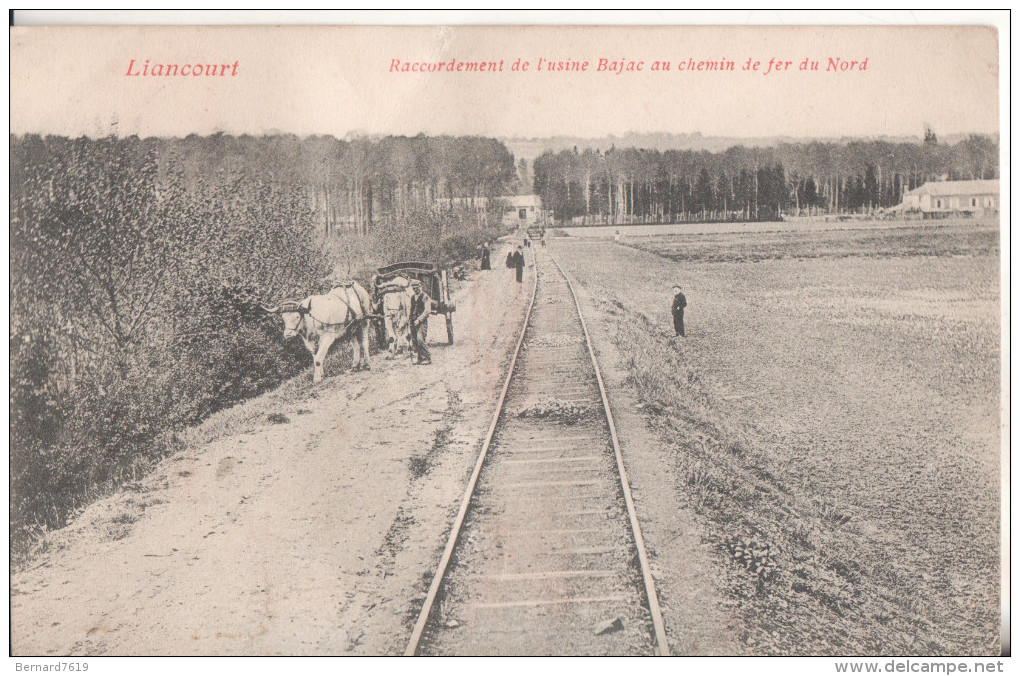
[10,129,999,142]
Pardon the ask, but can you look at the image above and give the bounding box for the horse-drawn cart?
[373,261,457,345]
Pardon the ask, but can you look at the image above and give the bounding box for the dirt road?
[17,225,994,656]
[12,245,533,656]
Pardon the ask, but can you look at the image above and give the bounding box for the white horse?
[263,281,373,382]
[376,275,414,357]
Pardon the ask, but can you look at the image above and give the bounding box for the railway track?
[405,248,668,656]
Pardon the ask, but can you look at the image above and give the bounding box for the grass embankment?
[556,222,1000,655]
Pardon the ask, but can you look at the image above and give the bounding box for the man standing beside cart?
[374,261,456,347]
[409,279,433,365]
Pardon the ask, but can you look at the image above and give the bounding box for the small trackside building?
[899,179,999,218]
[500,194,545,227]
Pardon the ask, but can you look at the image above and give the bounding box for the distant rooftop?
[502,194,543,207]
[905,179,999,197]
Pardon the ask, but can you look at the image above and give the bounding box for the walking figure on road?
[510,246,525,284]
[671,285,687,338]
[480,242,491,270]
[409,280,433,365]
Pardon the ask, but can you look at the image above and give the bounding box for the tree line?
[161,132,518,234]
[531,133,999,224]
[9,132,518,557]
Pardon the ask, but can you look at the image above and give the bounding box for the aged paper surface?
[11,25,999,138]
[9,18,1006,663]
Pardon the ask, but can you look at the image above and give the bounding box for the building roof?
[502,194,543,208]
[905,179,999,197]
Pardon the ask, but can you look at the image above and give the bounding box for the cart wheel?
[446,313,454,345]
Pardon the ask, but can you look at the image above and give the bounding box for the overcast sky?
[10,25,1000,140]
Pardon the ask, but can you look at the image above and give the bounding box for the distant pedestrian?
[409,280,433,365]
[510,246,525,284]
[480,242,491,270]
[505,250,514,268]
[524,237,531,249]
[671,285,687,338]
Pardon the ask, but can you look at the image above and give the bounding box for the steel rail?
[403,248,540,656]
[405,248,670,656]
[547,251,671,656]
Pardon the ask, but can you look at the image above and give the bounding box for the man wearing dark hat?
[510,245,525,284]
[671,285,687,338]
[409,279,433,365]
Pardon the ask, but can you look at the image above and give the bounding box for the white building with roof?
[500,194,545,227]
[898,179,999,218]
